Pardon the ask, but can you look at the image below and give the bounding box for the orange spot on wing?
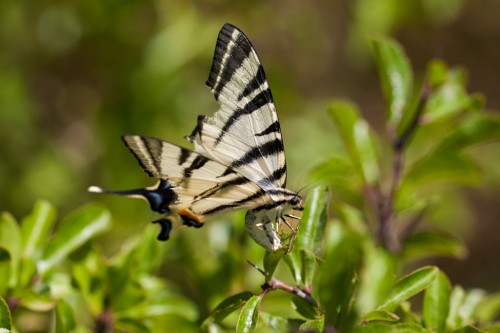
[178,209,203,224]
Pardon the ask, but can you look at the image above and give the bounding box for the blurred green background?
[1,0,499,295]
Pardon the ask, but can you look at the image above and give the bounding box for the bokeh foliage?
[2,0,500,332]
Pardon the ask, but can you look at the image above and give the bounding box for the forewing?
[122,135,271,220]
[187,23,287,192]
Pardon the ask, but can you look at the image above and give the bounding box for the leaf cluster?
[1,36,500,332]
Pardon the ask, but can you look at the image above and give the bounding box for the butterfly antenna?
[297,178,323,195]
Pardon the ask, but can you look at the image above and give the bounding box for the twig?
[247,261,320,308]
[377,83,431,252]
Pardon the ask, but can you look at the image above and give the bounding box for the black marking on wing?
[207,24,253,100]
[230,138,284,169]
[122,136,155,177]
[215,88,274,145]
[194,176,249,201]
[255,120,281,137]
[183,155,208,178]
[201,189,267,216]
[237,65,269,101]
[257,165,287,188]
[181,215,204,228]
[178,147,191,165]
[219,167,235,178]
[142,137,163,176]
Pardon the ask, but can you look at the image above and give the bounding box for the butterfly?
[89,24,303,251]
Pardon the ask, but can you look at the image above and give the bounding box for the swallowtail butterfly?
[89,24,303,251]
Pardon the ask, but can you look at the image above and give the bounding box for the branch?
[377,83,431,252]
[247,261,320,308]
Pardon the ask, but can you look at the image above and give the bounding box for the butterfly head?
[290,194,304,212]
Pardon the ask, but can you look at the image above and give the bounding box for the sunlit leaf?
[378,266,438,312]
[402,231,467,260]
[328,102,379,184]
[424,271,451,332]
[299,318,324,332]
[295,186,329,255]
[0,296,11,331]
[259,312,288,332]
[201,292,254,329]
[437,113,500,152]
[475,292,500,323]
[447,286,466,330]
[424,77,471,123]
[405,153,480,187]
[357,246,396,315]
[371,36,413,126]
[0,212,21,288]
[54,298,76,333]
[291,296,318,320]
[263,248,286,281]
[452,325,486,333]
[20,200,56,259]
[38,204,111,275]
[364,310,399,322]
[286,186,328,285]
[236,295,260,333]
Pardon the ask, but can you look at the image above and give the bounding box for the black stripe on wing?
[122,136,160,178]
[200,188,267,216]
[230,138,284,169]
[207,24,253,101]
[215,88,275,145]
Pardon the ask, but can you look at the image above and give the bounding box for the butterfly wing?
[187,24,287,194]
[122,135,271,223]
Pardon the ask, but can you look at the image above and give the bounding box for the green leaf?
[201,292,254,329]
[357,246,396,315]
[54,299,76,333]
[328,101,364,180]
[424,74,471,123]
[21,200,56,259]
[452,326,486,333]
[263,249,286,281]
[378,266,439,312]
[299,318,324,332]
[301,249,317,288]
[19,290,54,311]
[71,247,105,315]
[328,102,379,184]
[291,296,319,320]
[447,286,466,330]
[236,295,260,333]
[371,36,413,126]
[405,153,480,187]
[38,204,111,275]
[295,186,329,255]
[424,271,451,333]
[284,252,302,285]
[354,323,429,333]
[0,296,12,331]
[364,310,399,322]
[402,231,467,260]
[437,113,500,152]
[0,212,21,288]
[259,312,288,332]
[118,294,197,321]
[427,60,448,87]
[353,120,380,184]
[286,185,328,285]
[475,292,500,323]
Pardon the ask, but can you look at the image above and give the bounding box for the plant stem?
[378,84,431,252]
